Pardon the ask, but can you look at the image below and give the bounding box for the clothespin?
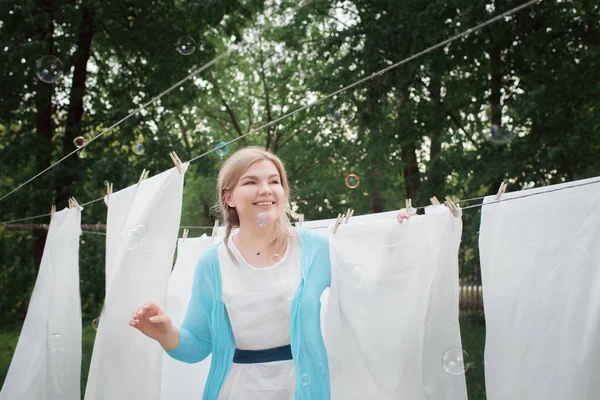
[296,213,304,227]
[105,181,113,204]
[430,196,441,205]
[344,208,354,224]
[183,228,189,240]
[211,220,219,239]
[495,182,508,200]
[169,151,183,174]
[444,196,460,217]
[69,197,82,211]
[333,213,344,234]
[137,169,149,187]
[50,205,56,221]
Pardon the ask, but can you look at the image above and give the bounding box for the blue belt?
[233,344,293,364]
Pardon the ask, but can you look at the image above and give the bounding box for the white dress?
[217,233,301,400]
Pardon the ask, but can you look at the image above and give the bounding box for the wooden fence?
[459,285,484,314]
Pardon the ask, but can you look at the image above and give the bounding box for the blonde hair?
[215,146,294,261]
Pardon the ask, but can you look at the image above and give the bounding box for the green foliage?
[0,9,598,397]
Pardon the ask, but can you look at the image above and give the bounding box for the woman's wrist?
[159,326,180,351]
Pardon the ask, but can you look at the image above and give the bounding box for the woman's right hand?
[129,302,174,343]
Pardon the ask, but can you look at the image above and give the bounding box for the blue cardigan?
[166,227,331,399]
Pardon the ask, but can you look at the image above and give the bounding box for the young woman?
[129,146,331,399]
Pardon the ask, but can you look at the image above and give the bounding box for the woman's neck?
[236,223,276,248]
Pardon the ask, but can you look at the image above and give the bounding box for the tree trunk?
[33,0,55,272]
[427,73,445,197]
[55,4,94,206]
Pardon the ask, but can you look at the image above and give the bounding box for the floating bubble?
[133,143,145,155]
[47,333,65,352]
[92,318,100,331]
[344,174,360,189]
[327,96,357,124]
[73,136,85,148]
[215,142,229,157]
[442,347,470,375]
[301,373,311,386]
[175,36,195,55]
[36,55,63,83]
[256,212,268,227]
[103,180,109,186]
[485,123,516,145]
[284,284,296,301]
[121,224,148,250]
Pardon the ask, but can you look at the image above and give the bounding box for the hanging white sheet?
[302,211,399,341]
[479,176,600,400]
[84,164,188,400]
[0,207,82,400]
[324,208,467,399]
[160,234,216,400]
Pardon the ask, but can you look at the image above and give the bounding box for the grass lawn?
[1,314,487,398]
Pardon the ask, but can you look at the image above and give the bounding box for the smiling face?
[224,159,287,228]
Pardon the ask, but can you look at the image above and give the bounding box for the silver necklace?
[236,235,269,256]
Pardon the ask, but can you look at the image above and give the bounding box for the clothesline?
[4,177,599,232]
[0,0,542,211]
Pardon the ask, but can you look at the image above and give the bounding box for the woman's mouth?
[254,201,275,208]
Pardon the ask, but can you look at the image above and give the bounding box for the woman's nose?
[257,181,272,195]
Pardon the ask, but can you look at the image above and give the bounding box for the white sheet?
[84,164,188,400]
[302,210,399,342]
[324,208,467,399]
[160,234,216,400]
[0,207,82,400]
[479,176,600,400]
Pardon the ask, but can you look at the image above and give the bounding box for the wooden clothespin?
[296,213,304,227]
[495,182,508,200]
[344,208,354,224]
[430,196,441,205]
[333,213,344,234]
[50,205,56,220]
[182,228,189,240]
[137,169,149,187]
[106,181,113,203]
[69,197,82,211]
[211,220,219,239]
[444,196,459,217]
[169,151,183,174]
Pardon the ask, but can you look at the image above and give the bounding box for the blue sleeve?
[165,249,215,363]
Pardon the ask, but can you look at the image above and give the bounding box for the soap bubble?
[133,143,145,155]
[36,55,63,83]
[442,348,470,375]
[215,142,229,157]
[327,96,357,124]
[121,224,148,250]
[284,284,296,301]
[103,180,109,186]
[73,136,85,148]
[301,373,311,386]
[176,36,195,55]
[47,333,65,352]
[344,174,360,189]
[484,123,516,144]
[92,318,100,331]
[256,212,268,227]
